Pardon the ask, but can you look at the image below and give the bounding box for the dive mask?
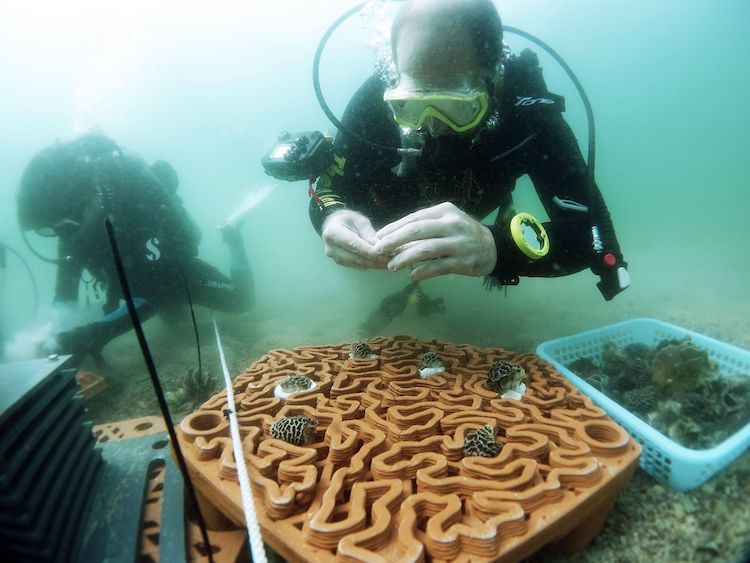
[384,80,490,135]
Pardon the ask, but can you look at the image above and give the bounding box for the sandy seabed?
[80,287,750,563]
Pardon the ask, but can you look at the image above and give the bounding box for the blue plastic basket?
[536,318,750,491]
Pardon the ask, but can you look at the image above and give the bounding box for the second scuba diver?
[16,133,256,361]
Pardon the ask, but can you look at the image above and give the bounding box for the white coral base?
[274,381,318,400]
[501,382,526,401]
[419,366,446,379]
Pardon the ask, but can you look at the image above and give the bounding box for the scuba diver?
[357,280,445,337]
[16,133,256,361]
[309,0,629,317]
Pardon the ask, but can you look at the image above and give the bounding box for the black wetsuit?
[309,49,625,287]
[54,152,253,354]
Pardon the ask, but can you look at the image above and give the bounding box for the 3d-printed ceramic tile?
[93,416,166,443]
[177,336,640,562]
[75,370,107,399]
[139,460,247,563]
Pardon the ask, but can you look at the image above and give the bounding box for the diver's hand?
[375,202,497,281]
[321,209,389,269]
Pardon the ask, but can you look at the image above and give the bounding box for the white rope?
[213,318,268,563]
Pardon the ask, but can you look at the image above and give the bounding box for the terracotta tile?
[92,415,165,443]
[75,369,108,399]
[176,336,640,561]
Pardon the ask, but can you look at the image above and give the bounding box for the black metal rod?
[177,264,203,381]
[103,217,214,562]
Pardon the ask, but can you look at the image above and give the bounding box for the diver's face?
[34,218,81,239]
[47,199,104,251]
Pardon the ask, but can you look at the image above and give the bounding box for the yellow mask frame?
[383,89,490,133]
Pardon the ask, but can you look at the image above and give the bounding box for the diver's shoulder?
[355,74,388,100]
[503,48,545,94]
[343,74,391,121]
[506,48,541,71]
[502,49,565,116]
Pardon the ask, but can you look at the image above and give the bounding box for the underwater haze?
[1,1,750,561]
[1,0,749,377]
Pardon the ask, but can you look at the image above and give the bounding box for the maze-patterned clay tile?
[177,336,640,562]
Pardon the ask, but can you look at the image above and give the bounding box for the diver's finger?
[376,219,449,254]
[326,245,389,269]
[410,256,463,281]
[375,207,446,239]
[327,228,384,263]
[387,237,458,272]
[376,202,460,240]
[354,218,379,246]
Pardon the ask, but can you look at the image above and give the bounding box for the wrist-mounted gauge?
[510,212,549,260]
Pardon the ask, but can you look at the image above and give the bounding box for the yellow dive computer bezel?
[510,212,549,260]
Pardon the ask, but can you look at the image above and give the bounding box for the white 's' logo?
[145,237,161,261]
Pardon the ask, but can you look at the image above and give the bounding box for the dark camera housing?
[261,131,333,182]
